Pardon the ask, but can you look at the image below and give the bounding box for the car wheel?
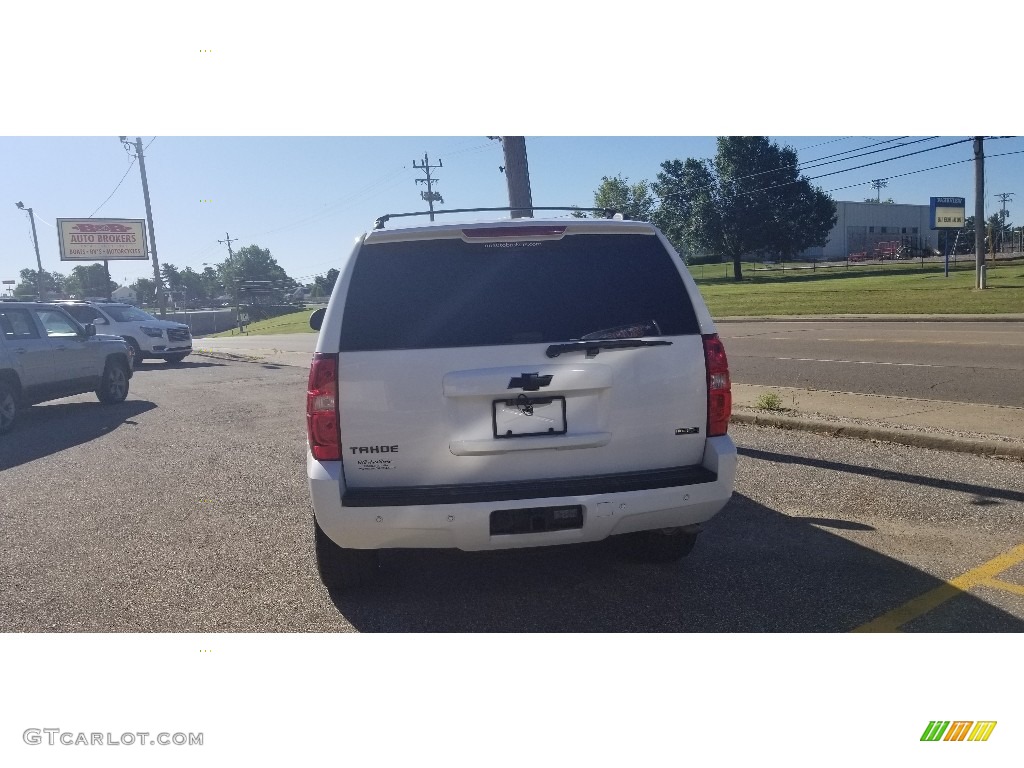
[0,381,18,434]
[164,353,188,364]
[619,527,698,563]
[314,517,379,589]
[96,360,130,404]
[125,338,143,369]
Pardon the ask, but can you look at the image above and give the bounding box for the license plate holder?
[490,504,584,535]
[492,395,566,438]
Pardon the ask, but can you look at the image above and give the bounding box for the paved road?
[719,321,1024,407]
[197,320,1024,407]
[2,358,1021,632]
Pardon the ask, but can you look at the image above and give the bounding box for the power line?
[817,149,1024,197]
[710,138,975,202]
[792,136,855,152]
[647,142,1024,211]
[89,158,137,217]
[657,137,938,201]
[799,137,938,171]
[805,137,974,182]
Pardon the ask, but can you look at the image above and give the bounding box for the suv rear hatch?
[330,222,711,497]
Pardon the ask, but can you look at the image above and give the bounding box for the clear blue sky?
[5,135,1022,289]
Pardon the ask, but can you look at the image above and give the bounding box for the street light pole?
[15,202,45,300]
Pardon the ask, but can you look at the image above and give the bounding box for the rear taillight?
[702,334,732,437]
[307,353,341,461]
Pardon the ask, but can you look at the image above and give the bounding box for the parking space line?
[981,578,1024,597]
[853,543,1024,633]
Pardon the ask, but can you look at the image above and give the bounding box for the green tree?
[863,197,895,204]
[131,277,156,305]
[15,268,64,297]
[161,263,182,292]
[313,268,339,297]
[65,264,114,298]
[176,267,207,304]
[587,174,656,221]
[653,136,838,280]
[217,244,297,302]
[200,266,222,300]
[987,213,1012,251]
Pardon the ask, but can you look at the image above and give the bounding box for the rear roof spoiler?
[373,206,622,230]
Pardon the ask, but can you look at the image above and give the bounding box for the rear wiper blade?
[545,339,673,358]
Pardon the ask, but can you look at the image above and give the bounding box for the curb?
[731,412,1024,460]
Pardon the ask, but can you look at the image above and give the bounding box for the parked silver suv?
[306,212,736,588]
[0,302,133,433]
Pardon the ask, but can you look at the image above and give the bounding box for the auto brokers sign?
[57,218,149,261]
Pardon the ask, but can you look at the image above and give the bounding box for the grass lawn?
[210,261,1024,337]
[207,309,316,337]
[691,258,1024,316]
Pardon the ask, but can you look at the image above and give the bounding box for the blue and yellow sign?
[930,196,966,229]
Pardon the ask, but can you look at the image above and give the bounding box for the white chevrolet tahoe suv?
[56,301,192,368]
[0,302,133,434]
[306,213,736,588]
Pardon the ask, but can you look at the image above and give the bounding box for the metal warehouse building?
[800,201,939,260]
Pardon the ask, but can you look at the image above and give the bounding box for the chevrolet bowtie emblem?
[508,373,553,391]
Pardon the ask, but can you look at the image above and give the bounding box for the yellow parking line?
[981,578,1024,597]
[853,543,1024,633]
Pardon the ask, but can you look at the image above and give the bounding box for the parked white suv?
[306,213,736,588]
[56,301,192,367]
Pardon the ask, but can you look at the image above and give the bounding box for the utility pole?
[121,136,166,316]
[413,153,444,221]
[974,137,985,289]
[15,202,44,300]
[500,137,534,218]
[869,179,888,202]
[218,232,237,260]
[994,192,1013,252]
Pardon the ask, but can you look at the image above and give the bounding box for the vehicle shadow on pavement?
[132,361,225,372]
[737,447,1024,504]
[0,400,156,472]
[327,491,1024,633]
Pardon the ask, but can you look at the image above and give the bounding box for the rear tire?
[619,528,698,563]
[164,353,188,364]
[96,360,130,404]
[0,381,18,434]
[314,517,379,589]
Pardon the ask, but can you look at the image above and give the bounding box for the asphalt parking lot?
[1,356,1022,632]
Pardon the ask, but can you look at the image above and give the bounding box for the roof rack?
[373,206,621,230]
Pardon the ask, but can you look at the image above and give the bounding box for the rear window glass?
[339,232,699,351]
